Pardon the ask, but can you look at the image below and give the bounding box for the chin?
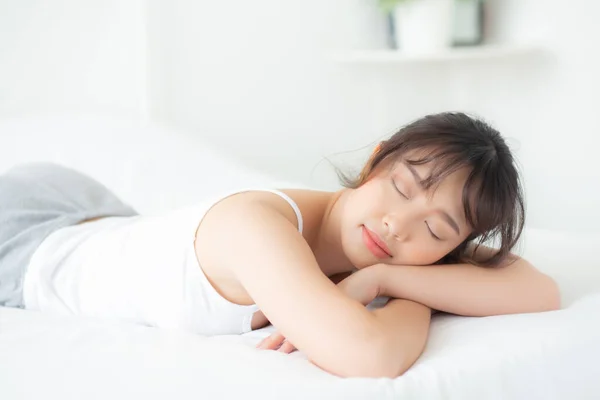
[351,262,371,270]
[341,232,379,270]
[348,251,380,270]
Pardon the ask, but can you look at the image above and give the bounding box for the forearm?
[378,259,561,317]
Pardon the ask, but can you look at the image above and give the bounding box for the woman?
[0,112,560,378]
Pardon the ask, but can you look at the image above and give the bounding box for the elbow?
[528,273,561,313]
[316,335,408,378]
[346,342,410,378]
[320,358,403,379]
[543,275,562,311]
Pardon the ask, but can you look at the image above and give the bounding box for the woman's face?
[341,156,474,269]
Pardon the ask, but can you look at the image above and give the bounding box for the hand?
[255,265,384,353]
[256,330,297,353]
[336,264,384,306]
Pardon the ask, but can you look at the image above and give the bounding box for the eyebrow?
[404,162,461,236]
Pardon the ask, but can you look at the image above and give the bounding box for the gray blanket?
[0,162,136,307]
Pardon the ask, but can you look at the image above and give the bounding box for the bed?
[1,114,599,399]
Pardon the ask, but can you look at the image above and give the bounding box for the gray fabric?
[0,162,137,308]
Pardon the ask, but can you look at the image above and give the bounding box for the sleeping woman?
[0,112,560,378]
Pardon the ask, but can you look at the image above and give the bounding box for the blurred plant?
[377,0,409,13]
[377,0,479,13]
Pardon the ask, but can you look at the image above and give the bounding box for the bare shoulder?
[276,189,336,241]
[201,189,334,242]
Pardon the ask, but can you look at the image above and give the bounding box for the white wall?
[145,0,388,189]
[0,0,599,234]
[0,0,147,117]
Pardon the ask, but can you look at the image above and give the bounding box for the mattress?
[2,291,600,400]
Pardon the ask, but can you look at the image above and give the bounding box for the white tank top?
[22,189,304,335]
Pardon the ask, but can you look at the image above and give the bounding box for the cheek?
[355,180,388,209]
[400,242,451,266]
[345,188,376,220]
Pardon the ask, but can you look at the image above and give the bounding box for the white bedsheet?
[2,293,599,400]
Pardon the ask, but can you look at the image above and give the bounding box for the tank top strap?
[261,189,303,234]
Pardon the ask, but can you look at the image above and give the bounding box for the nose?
[382,212,410,242]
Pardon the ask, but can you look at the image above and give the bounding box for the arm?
[257,269,381,354]
[378,246,561,317]
[254,269,378,337]
[259,267,432,377]
[199,197,396,377]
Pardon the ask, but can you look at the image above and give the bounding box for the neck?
[312,189,355,275]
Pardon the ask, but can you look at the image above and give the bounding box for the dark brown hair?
[338,112,525,268]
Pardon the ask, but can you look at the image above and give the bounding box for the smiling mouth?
[362,225,392,258]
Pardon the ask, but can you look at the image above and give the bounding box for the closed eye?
[391,178,409,199]
[426,221,441,241]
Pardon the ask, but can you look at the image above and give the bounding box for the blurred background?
[0,0,598,234]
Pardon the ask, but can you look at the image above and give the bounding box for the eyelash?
[426,222,441,241]
[392,178,409,199]
[392,178,441,241]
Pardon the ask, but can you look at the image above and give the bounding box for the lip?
[362,225,392,259]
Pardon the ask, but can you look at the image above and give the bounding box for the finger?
[277,340,297,354]
[257,331,281,347]
[256,331,285,350]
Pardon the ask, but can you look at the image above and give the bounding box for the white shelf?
[332,44,546,64]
